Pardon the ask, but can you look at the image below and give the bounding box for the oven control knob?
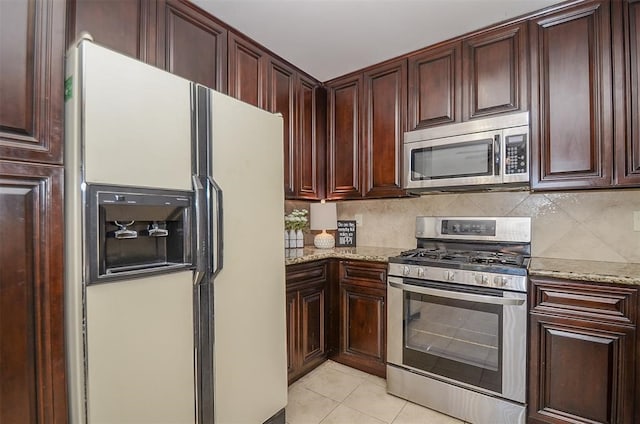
[417,267,425,277]
[493,276,509,286]
[402,266,411,276]
[475,274,489,285]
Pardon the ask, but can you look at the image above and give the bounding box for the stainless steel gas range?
[386,216,531,424]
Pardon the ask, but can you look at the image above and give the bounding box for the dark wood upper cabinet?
[67,0,156,63]
[327,74,363,199]
[362,59,407,198]
[529,1,614,190]
[0,160,66,424]
[408,42,461,130]
[267,59,296,197]
[462,22,527,120]
[614,0,640,186]
[296,75,326,200]
[228,32,268,109]
[156,0,227,92]
[0,0,65,164]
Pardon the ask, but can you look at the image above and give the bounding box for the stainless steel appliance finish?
[386,216,531,424]
[403,112,529,191]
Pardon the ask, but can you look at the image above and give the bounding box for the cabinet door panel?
[228,33,267,109]
[343,289,384,359]
[0,0,64,164]
[529,314,635,423]
[530,2,613,189]
[297,77,325,200]
[286,290,298,379]
[267,60,296,197]
[615,0,640,185]
[0,161,65,423]
[158,0,227,91]
[363,60,406,198]
[408,43,461,130]
[300,285,326,365]
[327,75,362,198]
[69,0,154,62]
[463,23,527,120]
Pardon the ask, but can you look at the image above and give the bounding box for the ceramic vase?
[295,229,304,248]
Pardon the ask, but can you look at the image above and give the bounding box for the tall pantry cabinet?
[0,0,68,422]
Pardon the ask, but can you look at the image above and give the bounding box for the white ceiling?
[191,0,563,82]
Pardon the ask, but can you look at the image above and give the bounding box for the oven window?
[411,139,493,181]
[403,290,502,394]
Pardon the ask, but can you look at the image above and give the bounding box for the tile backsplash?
[288,189,640,263]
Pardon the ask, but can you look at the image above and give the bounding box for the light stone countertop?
[529,257,640,287]
[286,248,640,287]
[285,246,406,266]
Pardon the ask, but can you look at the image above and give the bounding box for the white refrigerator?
[65,36,287,424]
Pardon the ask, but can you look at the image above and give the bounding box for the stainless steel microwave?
[403,112,530,192]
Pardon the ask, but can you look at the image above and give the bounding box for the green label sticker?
[64,76,72,101]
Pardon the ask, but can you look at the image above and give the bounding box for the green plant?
[284,209,309,231]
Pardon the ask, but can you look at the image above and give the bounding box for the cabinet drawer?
[340,261,387,289]
[530,277,637,325]
[286,261,327,288]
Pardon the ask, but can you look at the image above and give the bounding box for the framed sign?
[336,220,356,247]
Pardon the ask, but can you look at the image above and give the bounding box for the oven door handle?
[388,279,525,306]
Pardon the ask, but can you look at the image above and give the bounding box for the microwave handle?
[494,135,501,176]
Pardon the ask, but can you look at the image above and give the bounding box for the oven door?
[387,276,526,403]
[403,130,502,190]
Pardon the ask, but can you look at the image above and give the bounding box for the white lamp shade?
[310,201,337,230]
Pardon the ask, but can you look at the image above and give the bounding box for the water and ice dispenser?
[86,185,194,283]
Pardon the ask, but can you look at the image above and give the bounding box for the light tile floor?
[286,360,468,424]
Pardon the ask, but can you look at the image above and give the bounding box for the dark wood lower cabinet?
[286,261,328,384]
[529,277,637,424]
[332,261,387,378]
[0,161,66,423]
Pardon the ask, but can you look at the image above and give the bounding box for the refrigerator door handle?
[192,175,207,286]
[208,176,224,277]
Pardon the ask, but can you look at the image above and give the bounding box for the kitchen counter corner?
[285,246,405,265]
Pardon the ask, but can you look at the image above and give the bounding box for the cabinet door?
[286,290,298,381]
[0,161,65,423]
[335,261,387,377]
[228,32,268,109]
[299,284,326,369]
[463,22,527,120]
[529,314,635,423]
[339,284,386,377]
[327,74,363,199]
[296,76,326,200]
[614,0,640,185]
[408,42,462,130]
[0,0,65,164]
[67,0,156,63]
[529,1,614,189]
[362,60,407,198]
[267,59,296,197]
[156,0,227,91]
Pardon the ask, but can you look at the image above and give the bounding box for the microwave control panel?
[505,134,527,175]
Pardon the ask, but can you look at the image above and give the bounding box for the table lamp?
[310,200,337,249]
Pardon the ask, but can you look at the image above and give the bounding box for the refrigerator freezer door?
[210,91,287,423]
[85,272,195,423]
[79,42,193,190]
